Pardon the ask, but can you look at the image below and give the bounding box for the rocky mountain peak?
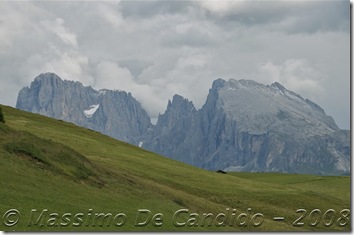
[16,73,349,175]
[156,94,196,129]
[33,72,85,89]
[270,81,286,91]
[168,94,196,112]
[211,78,226,90]
[143,78,348,175]
[16,73,151,146]
[34,72,61,82]
[213,78,339,136]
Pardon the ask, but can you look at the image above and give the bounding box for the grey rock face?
[143,94,199,164]
[16,74,350,175]
[142,78,349,175]
[16,73,151,145]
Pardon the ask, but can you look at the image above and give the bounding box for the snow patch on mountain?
[99,89,107,95]
[84,104,100,118]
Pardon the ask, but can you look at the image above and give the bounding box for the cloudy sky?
[0,0,350,129]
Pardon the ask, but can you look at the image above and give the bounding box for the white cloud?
[94,61,134,90]
[258,59,324,101]
[41,18,78,47]
[0,1,349,129]
[0,2,46,54]
[40,51,91,83]
[98,3,125,30]
[198,1,246,15]
[0,7,23,53]
[94,61,165,117]
[176,55,208,69]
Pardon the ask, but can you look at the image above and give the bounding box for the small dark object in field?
[216,170,227,174]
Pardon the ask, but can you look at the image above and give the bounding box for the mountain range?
[16,73,350,175]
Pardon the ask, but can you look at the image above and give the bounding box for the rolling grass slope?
[0,105,350,231]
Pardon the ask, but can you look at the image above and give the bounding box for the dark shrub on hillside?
[0,107,5,123]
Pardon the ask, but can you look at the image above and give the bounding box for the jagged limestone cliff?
[16,74,350,175]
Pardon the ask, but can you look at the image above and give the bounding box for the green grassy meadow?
[0,105,350,231]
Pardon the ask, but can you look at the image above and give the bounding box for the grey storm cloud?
[200,1,349,33]
[0,0,350,129]
[119,0,191,18]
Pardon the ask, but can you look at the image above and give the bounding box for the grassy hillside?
[0,105,350,231]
